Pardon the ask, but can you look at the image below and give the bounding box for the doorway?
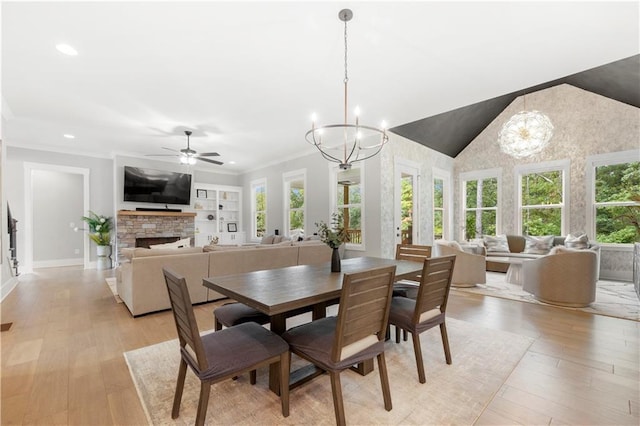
[394,159,420,246]
[24,163,90,272]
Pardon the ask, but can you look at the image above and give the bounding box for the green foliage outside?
[255,188,266,237]
[465,178,497,239]
[401,176,413,231]
[289,187,304,231]
[521,171,563,236]
[433,178,444,239]
[337,183,362,230]
[595,162,640,243]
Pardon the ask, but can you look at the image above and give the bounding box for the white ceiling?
[3,1,638,173]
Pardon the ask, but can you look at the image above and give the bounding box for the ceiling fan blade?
[162,147,180,153]
[145,154,179,157]
[198,152,220,157]
[197,156,224,165]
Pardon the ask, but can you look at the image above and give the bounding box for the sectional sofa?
[116,241,331,316]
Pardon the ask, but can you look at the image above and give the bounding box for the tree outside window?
[337,170,362,244]
[251,180,267,239]
[594,162,640,243]
[521,171,563,236]
[284,172,305,237]
[464,177,497,240]
[433,178,444,240]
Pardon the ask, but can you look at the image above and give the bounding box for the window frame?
[514,159,570,236]
[329,163,365,251]
[459,168,502,241]
[433,167,452,241]
[282,169,307,239]
[586,150,640,247]
[250,178,267,242]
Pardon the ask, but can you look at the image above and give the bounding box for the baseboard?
[32,258,84,269]
[1,277,19,302]
[600,269,632,282]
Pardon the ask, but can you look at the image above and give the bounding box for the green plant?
[315,213,350,249]
[82,211,112,246]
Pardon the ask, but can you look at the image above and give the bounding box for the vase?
[331,247,341,272]
[96,245,112,270]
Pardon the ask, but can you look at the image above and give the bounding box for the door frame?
[24,162,90,272]
[394,158,420,247]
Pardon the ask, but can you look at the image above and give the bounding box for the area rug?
[453,272,640,321]
[105,277,123,303]
[124,317,533,425]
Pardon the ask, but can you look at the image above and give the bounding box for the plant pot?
[96,245,112,270]
[331,247,341,272]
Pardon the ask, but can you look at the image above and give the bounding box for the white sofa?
[116,242,331,316]
[433,241,486,287]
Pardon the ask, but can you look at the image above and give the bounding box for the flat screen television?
[123,166,192,205]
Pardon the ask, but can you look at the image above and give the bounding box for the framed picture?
[227,223,237,232]
[196,189,207,198]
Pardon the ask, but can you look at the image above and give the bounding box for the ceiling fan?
[147,130,223,165]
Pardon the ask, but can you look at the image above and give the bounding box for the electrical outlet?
[69,222,75,228]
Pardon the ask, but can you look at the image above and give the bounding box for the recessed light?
[63,134,75,139]
[56,44,78,56]
[228,161,236,165]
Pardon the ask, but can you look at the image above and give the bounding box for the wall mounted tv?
[123,166,192,205]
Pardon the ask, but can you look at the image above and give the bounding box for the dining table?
[202,256,424,394]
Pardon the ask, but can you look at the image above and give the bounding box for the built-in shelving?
[192,184,244,245]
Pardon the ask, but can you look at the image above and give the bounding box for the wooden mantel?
[118,210,196,217]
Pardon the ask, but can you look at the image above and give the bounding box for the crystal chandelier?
[306,9,388,170]
[498,94,554,159]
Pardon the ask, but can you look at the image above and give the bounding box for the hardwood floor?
[1,266,638,425]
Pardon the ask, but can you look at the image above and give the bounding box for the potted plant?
[315,213,351,272]
[82,211,113,269]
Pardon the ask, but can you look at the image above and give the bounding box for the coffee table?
[487,257,527,285]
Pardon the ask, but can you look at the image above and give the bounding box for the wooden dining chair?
[388,255,456,384]
[282,265,397,426]
[162,268,290,426]
[393,244,432,299]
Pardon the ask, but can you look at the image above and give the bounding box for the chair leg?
[439,322,452,365]
[377,352,392,411]
[279,351,291,417]
[395,326,401,343]
[195,382,211,426]
[214,318,222,331]
[403,329,408,341]
[172,358,188,419]
[250,370,257,385]
[411,332,426,384]
[329,371,346,426]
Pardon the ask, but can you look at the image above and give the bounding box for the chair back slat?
[395,244,432,262]
[163,268,209,372]
[332,266,396,362]
[413,256,456,322]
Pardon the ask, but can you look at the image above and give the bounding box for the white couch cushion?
[564,233,589,250]
[483,235,509,253]
[524,235,554,254]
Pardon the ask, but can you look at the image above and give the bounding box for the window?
[516,160,569,236]
[433,168,451,241]
[460,169,501,240]
[330,165,364,249]
[250,178,267,240]
[283,170,306,239]
[587,151,640,244]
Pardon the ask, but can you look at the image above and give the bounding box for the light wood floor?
[1,266,638,425]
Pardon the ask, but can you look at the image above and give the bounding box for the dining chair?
[393,243,432,299]
[282,265,397,426]
[388,255,456,384]
[162,268,290,426]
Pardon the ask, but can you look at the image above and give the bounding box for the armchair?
[433,241,486,287]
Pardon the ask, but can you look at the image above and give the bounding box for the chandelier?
[498,94,554,159]
[305,9,388,170]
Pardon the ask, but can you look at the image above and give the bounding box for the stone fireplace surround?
[116,210,196,261]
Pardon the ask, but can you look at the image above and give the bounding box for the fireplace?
[116,210,196,262]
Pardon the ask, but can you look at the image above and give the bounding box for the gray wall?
[454,83,640,280]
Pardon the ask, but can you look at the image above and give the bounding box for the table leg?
[269,314,287,394]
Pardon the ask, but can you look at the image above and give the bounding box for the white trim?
[459,168,502,239]
[514,159,570,235]
[586,150,640,245]
[599,269,633,282]
[0,277,19,302]
[24,163,91,273]
[282,169,307,238]
[32,258,84,269]
[433,167,452,241]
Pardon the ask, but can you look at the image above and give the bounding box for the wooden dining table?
[202,256,424,394]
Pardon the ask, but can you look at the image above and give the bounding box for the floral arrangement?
[81,211,112,246]
[315,213,350,249]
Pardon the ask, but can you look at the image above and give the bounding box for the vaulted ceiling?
[2,2,639,173]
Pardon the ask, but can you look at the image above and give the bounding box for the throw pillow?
[523,235,554,255]
[483,235,510,253]
[564,233,589,250]
[261,235,275,244]
[549,245,581,255]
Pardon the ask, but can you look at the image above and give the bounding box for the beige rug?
[124,317,533,425]
[453,272,640,322]
[105,277,123,303]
